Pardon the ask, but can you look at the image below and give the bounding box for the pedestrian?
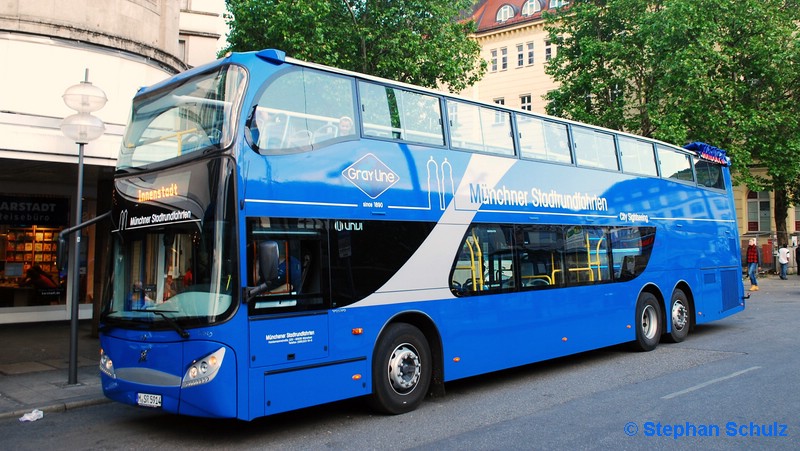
[778,243,791,280]
[746,238,761,291]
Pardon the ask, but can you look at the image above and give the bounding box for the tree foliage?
[544,0,800,240]
[222,0,486,92]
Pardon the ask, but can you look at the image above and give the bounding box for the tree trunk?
[774,188,789,247]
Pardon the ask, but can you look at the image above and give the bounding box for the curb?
[0,396,110,421]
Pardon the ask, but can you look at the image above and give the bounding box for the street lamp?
[60,69,106,385]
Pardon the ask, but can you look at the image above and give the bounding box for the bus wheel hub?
[388,344,421,393]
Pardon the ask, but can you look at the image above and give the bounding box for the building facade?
[461,0,798,272]
[0,0,226,324]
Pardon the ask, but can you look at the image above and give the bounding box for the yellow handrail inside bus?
[127,127,199,152]
[465,231,484,292]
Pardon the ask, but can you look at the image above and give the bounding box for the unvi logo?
[342,153,399,199]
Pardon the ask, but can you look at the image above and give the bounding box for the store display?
[2,226,61,282]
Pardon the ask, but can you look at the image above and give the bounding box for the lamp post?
[60,69,106,385]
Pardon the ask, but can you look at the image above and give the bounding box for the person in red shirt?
[183,268,193,287]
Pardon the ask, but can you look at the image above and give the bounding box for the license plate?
[137,393,162,408]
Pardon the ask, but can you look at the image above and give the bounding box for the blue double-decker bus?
[98,49,745,420]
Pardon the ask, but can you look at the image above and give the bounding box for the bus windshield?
[118,65,246,171]
[103,158,238,330]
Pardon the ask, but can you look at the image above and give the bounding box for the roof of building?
[469,0,565,33]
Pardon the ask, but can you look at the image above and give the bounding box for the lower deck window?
[450,223,655,296]
[247,218,435,313]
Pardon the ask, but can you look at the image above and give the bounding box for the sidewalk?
[0,320,107,420]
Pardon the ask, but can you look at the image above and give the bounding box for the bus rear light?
[182,347,226,388]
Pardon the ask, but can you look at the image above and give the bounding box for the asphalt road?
[1,278,797,450]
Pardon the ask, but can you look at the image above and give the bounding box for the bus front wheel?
[665,289,690,343]
[369,323,431,415]
[632,292,661,352]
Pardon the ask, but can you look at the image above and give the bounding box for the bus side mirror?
[245,240,279,301]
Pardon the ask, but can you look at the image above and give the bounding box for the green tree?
[222,0,486,92]
[544,0,800,244]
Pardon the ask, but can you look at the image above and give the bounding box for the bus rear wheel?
[369,323,431,415]
[665,289,690,343]
[632,292,661,352]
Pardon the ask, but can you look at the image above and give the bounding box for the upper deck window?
[695,160,724,189]
[618,136,657,176]
[517,115,572,164]
[119,65,246,171]
[657,145,695,183]
[447,100,514,156]
[249,67,357,154]
[359,81,444,146]
[572,126,619,171]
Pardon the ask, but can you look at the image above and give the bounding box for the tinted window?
[247,219,436,310]
[695,160,724,189]
[610,227,656,280]
[329,220,436,307]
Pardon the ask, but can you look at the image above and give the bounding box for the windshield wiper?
[133,308,190,339]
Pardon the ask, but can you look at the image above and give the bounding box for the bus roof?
[135,48,729,166]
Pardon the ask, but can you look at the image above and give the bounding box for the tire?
[665,289,690,343]
[632,292,662,352]
[369,323,432,415]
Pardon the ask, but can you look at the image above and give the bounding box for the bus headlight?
[181,347,226,388]
[99,348,116,379]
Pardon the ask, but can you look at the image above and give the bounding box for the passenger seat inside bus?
[286,129,313,148]
[313,124,337,143]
